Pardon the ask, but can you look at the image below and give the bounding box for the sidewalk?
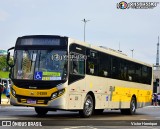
[145,105,160,108]
[0,98,10,106]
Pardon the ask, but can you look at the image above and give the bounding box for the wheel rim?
[131,100,136,112]
[84,96,93,116]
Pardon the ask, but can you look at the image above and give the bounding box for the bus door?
[68,44,86,109]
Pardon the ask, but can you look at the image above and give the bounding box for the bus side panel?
[85,75,110,109]
[67,79,86,110]
[84,76,152,110]
[109,79,152,109]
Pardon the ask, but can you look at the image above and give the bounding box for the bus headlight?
[11,88,16,97]
[51,89,65,100]
[59,89,65,95]
[52,93,58,99]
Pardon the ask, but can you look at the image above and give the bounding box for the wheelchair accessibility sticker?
[34,72,42,80]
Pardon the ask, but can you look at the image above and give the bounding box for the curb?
[145,106,160,108]
[0,99,10,106]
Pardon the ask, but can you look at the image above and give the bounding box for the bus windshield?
[13,50,67,81]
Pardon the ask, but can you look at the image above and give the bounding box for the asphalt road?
[0,106,160,129]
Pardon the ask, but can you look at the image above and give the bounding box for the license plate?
[27,99,36,104]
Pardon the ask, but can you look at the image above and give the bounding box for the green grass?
[0,71,9,78]
[1,93,7,99]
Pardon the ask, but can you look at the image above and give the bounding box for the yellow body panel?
[112,86,152,103]
[13,85,58,97]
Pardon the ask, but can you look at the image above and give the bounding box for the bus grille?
[16,95,50,105]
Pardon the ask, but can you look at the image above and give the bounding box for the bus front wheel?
[79,94,94,118]
[35,107,48,116]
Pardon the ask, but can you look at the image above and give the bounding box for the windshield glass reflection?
[13,50,67,81]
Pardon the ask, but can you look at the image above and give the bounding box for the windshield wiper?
[38,50,41,70]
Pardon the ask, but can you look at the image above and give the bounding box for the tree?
[0,55,13,71]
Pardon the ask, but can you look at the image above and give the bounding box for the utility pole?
[118,42,122,52]
[131,49,134,58]
[82,19,90,42]
[156,36,159,66]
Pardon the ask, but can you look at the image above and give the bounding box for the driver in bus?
[73,61,78,74]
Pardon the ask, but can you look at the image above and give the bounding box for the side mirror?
[7,47,15,68]
[7,52,10,65]
[9,73,11,78]
[8,47,15,51]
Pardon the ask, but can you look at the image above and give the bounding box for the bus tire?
[121,97,136,115]
[129,97,136,115]
[94,109,104,115]
[35,107,48,116]
[79,94,94,118]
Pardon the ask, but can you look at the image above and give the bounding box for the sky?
[0,0,160,64]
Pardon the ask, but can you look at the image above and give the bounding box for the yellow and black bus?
[7,35,153,117]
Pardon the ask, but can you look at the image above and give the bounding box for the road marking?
[0,117,18,120]
[62,127,85,129]
[87,126,97,129]
[141,126,159,129]
[62,126,97,129]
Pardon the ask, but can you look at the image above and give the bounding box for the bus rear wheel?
[121,97,136,115]
[35,107,48,116]
[79,94,94,118]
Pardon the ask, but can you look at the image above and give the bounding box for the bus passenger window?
[135,65,142,83]
[73,61,78,74]
[98,53,110,77]
[111,57,120,79]
[88,62,94,74]
[142,66,148,84]
[86,61,98,75]
[86,49,98,76]
[70,60,85,75]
